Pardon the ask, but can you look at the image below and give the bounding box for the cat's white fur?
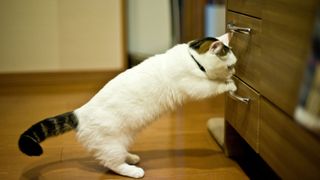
[74,34,237,178]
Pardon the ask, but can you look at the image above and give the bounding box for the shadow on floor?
[21,148,233,179]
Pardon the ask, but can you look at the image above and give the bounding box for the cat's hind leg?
[96,140,144,178]
[106,152,144,178]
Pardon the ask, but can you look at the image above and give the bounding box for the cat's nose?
[227,65,235,71]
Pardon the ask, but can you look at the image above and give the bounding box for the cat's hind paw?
[112,164,145,179]
[126,153,140,165]
[128,166,144,179]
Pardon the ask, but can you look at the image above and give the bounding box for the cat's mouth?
[227,65,236,78]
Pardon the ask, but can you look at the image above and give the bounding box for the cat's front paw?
[226,80,237,92]
[226,79,234,84]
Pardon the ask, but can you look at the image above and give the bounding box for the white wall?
[0,0,124,73]
[127,0,172,55]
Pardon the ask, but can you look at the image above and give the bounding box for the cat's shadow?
[21,148,230,179]
[133,148,233,170]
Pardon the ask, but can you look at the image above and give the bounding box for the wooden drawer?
[260,0,318,116]
[227,11,262,91]
[260,99,320,179]
[225,77,260,152]
[227,0,262,18]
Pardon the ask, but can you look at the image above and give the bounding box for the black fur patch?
[18,135,43,156]
[189,37,218,51]
[18,112,78,156]
[189,37,231,56]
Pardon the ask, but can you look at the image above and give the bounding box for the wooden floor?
[0,73,248,180]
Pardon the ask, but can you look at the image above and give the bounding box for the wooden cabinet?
[260,99,320,179]
[260,0,317,115]
[224,0,320,179]
[225,77,260,152]
[227,11,262,91]
[227,0,262,18]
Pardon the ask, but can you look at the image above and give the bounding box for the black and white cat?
[18,33,237,178]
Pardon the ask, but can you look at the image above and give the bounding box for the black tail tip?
[18,135,43,156]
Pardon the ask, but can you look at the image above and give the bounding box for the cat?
[18,33,237,178]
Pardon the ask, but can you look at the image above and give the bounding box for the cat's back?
[75,44,188,124]
[85,51,170,104]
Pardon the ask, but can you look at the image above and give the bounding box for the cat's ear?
[216,32,232,46]
[209,41,224,54]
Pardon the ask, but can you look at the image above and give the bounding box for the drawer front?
[260,0,318,115]
[260,99,320,179]
[227,0,262,18]
[227,11,262,91]
[225,77,260,152]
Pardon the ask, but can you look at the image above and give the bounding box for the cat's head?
[188,33,237,81]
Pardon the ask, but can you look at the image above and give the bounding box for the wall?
[205,4,226,37]
[0,0,124,73]
[127,0,172,56]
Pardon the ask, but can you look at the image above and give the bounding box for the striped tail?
[18,112,78,156]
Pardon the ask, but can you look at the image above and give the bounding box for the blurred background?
[0,0,226,73]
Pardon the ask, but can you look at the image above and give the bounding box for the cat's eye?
[217,46,231,60]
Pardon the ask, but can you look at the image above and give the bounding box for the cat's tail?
[18,112,78,156]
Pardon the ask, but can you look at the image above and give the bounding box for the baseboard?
[0,70,122,94]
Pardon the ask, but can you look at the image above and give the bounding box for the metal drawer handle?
[228,91,250,104]
[227,23,251,35]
